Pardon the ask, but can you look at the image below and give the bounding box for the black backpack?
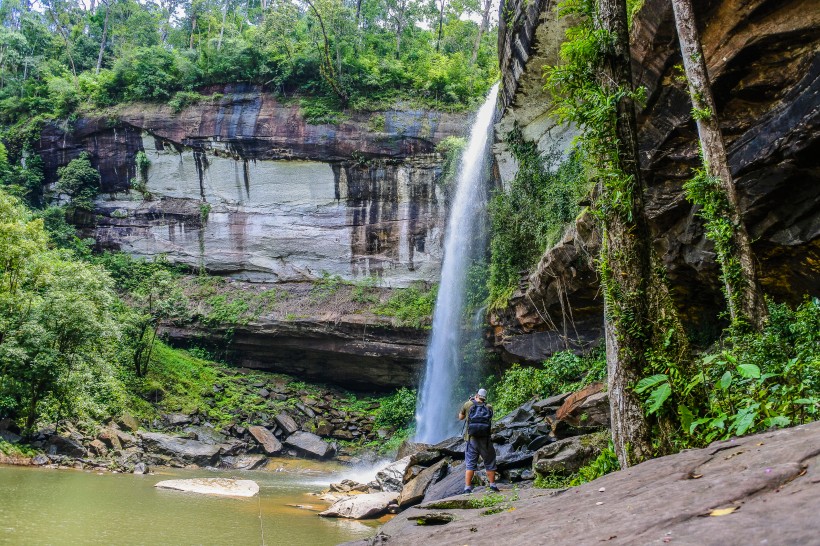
[467,402,492,437]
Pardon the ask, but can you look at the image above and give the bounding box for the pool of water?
[0,460,381,545]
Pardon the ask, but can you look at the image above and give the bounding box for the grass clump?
[373,284,438,328]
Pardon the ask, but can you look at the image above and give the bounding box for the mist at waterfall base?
[414,83,499,445]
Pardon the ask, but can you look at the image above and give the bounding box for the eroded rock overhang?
[492,0,820,363]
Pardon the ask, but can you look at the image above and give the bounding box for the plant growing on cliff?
[56,153,101,212]
[375,387,417,430]
[545,0,691,465]
[487,129,586,309]
[373,283,437,328]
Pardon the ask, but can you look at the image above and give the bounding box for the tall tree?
[95,0,110,73]
[672,0,767,331]
[469,0,490,65]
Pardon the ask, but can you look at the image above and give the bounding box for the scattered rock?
[118,413,140,432]
[285,431,335,459]
[422,466,469,504]
[220,454,268,471]
[533,432,608,476]
[275,412,300,435]
[319,492,399,519]
[133,462,149,474]
[248,426,283,455]
[88,439,108,456]
[399,459,449,508]
[46,435,87,458]
[31,454,50,466]
[138,431,222,466]
[0,430,22,444]
[430,437,465,459]
[397,440,430,460]
[155,478,259,497]
[532,393,572,414]
[164,413,193,427]
[555,383,605,423]
[375,456,411,493]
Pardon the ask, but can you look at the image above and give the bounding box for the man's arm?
[458,399,472,420]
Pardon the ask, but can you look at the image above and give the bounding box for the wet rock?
[133,462,149,474]
[408,450,443,468]
[430,437,465,459]
[183,425,229,445]
[331,479,370,493]
[403,465,425,484]
[532,393,572,414]
[396,440,430,460]
[375,456,411,493]
[275,412,300,435]
[421,465,468,504]
[221,454,268,471]
[533,432,609,477]
[332,429,354,440]
[295,403,316,419]
[284,431,335,459]
[315,419,334,436]
[138,432,222,466]
[155,478,259,497]
[258,388,270,398]
[248,426,283,455]
[399,459,449,508]
[319,491,399,519]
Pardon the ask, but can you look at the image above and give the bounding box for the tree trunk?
[189,16,197,49]
[95,1,110,74]
[217,1,228,50]
[597,0,688,467]
[436,0,445,52]
[470,0,491,66]
[671,0,768,331]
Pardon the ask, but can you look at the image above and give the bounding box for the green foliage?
[55,153,100,211]
[640,298,820,446]
[375,387,417,430]
[309,271,346,302]
[373,283,437,328]
[0,0,499,125]
[300,97,347,125]
[491,350,606,416]
[488,129,587,308]
[568,445,620,486]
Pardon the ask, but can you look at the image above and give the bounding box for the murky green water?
[0,461,380,545]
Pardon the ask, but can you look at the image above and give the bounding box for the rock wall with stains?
[38,85,468,286]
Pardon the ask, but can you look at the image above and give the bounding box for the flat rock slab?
[345,421,820,545]
[154,478,259,497]
[319,492,399,519]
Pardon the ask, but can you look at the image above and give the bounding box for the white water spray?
[415,83,499,444]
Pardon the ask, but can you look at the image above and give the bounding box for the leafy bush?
[492,350,605,416]
[638,297,820,446]
[375,387,417,430]
[55,153,100,211]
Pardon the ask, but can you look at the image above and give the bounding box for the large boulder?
[398,459,448,508]
[532,432,609,476]
[155,478,259,497]
[375,456,412,492]
[138,431,223,465]
[319,492,399,519]
[46,435,87,458]
[495,442,536,470]
[118,413,140,432]
[421,464,468,503]
[163,413,193,427]
[430,436,465,459]
[284,431,335,459]
[248,426,283,454]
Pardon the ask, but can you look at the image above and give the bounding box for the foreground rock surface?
[345,421,820,545]
[154,478,259,497]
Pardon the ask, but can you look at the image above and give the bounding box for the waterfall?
[415,83,499,444]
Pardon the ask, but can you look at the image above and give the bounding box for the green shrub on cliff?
[373,283,438,328]
[375,387,417,430]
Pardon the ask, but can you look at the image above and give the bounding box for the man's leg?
[487,470,496,485]
[465,469,475,488]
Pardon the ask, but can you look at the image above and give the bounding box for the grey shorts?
[465,436,497,471]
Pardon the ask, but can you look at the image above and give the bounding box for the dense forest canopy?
[0,0,499,125]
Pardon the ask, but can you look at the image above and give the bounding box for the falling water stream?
[415,83,499,444]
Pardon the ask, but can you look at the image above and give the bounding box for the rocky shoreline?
[0,368,399,474]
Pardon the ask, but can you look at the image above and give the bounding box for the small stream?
[0,461,381,545]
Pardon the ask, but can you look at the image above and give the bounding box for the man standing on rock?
[458,388,499,494]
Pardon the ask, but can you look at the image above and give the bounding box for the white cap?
[476,388,488,399]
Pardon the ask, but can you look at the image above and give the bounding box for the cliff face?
[34,86,473,389]
[38,85,468,285]
[493,0,820,362]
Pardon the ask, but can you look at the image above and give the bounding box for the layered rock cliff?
[492,0,820,363]
[38,85,467,286]
[35,86,470,389]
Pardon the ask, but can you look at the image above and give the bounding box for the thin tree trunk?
[190,16,197,49]
[217,1,228,50]
[671,0,767,331]
[436,0,445,52]
[470,0,491,65]
[597,0,688,467]
[303,0,348,104]
[95,1,110,74]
